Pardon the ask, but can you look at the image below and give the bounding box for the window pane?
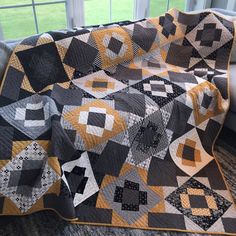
[36,3,67,32]
[169,0,185,11]
[0,0,31,7]
[84,0,110,26]
[149,0,167,17]
[112,0,133,22]
[0,7,36,40]
[150,0,186,17]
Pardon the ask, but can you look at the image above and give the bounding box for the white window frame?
[67,0,84,27]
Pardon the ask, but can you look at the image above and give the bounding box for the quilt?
[0,8,236,235]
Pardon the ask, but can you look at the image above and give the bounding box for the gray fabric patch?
[1,66,24,101]
[166,43,193,68]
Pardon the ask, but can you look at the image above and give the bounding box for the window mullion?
[66,0,74,28]
[68,0,85,27]
[32,0,39,34]
[109,0,112,23]
[134,0,149,19]
[226,0,236,11]
[133,0,136,19]
[166,0,170,11]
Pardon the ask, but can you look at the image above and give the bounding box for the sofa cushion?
[0,42,12,84]
[229,64,236,113]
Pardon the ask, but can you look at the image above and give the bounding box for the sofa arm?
[0,42,12,84]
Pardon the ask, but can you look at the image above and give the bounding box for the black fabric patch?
[150,84,166,92]
[16,168,43,187]
[0,126,14,160]
[213,76,228,99]
[0,197,5,214]
[92,81,108,88]
[189,195,208,208]
[94,141,129,176]
[201,93,213,109]
[51,120,76,162]
[178,11,200,26]
[148,212,186,229]
[195,23,222,47]
[159,13,177,38]
[113,92,146,117]
[64,166,88,196]
[75,204,112,223]
[132,24,157,52]
[147,157,178,187]
[87,112,106,128]
[49,29,90,41]
[148,61,160,68]
[43,192,76,219]
[51,84,83,106]
[166,43,193,68]
[196,119,221,155]
[222,218,236,233]
[25,108,45,121]
[194,160,227,190]
[21,34,41,46]
[1,66,24,101]
[168,71,198,84]
[16,42,68,92]
[108,37,123,54]
[113,64,142,80]
[63,37,98,72]
[182,145,195,161]
[167,100,193,137]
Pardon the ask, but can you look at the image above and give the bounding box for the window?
[84,0,134,26]
[0,0,187,41]
[0,0,67,41]
[84,0,110,26]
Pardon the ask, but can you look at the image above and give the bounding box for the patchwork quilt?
[0,8,236,235]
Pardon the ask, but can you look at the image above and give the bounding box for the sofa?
[0,8,236,132]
